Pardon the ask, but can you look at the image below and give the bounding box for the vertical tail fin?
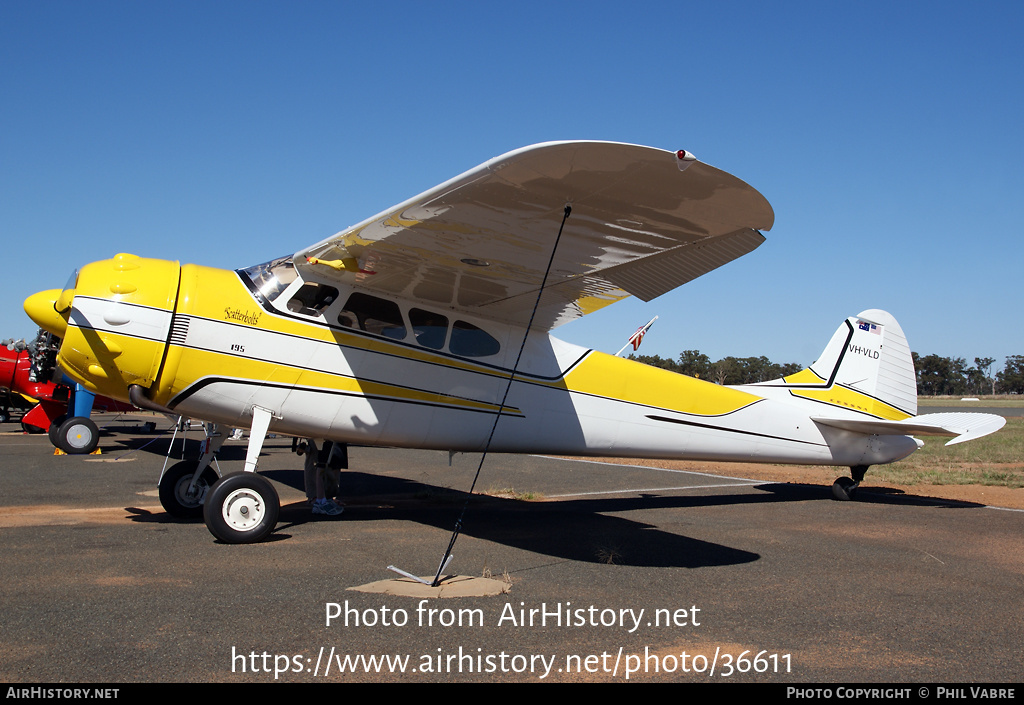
[758,309,917,419]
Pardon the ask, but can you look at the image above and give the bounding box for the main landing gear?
[158,420,228,517]
[157,409,281,543]
[831,465,868,501]
[159,460,218,517]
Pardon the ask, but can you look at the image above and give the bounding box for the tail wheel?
[203,473,280,544]
[831,476,859,501]
[55,416,99,454]
[159,461,219,517]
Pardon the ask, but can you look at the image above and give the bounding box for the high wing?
[294,141,774,330]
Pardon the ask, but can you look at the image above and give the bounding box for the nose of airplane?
[30,254,182,403]
[24,289,68,337]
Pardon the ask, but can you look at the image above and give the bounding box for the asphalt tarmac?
[1,413,1021,683]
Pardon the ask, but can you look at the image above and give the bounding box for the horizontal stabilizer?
[812,412,1006,446]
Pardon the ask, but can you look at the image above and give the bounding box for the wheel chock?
[53,448,66,456]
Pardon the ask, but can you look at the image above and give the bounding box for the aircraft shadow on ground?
[756,481,983,508]
[123,466,761,568]
[115,432,984,568]
[261,468,762,569]
[261,469,983,568]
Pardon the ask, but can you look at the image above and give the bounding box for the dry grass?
[919,395,1024,408]
[877,417,1024,488]
[484,487,544,501]
[595,546,622,565]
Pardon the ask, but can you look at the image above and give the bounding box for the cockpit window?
[338,292,407,340]
[249,273,497,357]
[240,256,298,303]
[287,282,339,317]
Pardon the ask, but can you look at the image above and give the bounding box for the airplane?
[22,140,1005,544]
[0,331,135,452]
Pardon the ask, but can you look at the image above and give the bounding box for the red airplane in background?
[0,331,134,453]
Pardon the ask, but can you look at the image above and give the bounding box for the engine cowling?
[25,253,180,403]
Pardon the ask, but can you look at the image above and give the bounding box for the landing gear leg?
[242,406,273,473]
[203,406,281,543]
[831,465,869,501]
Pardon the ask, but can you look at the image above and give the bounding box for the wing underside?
[295,141,774,329]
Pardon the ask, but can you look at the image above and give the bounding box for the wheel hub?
[65,424,93,450]
[221,488,265,531]
[175,474,208,507]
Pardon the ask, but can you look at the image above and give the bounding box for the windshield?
[239,256,298,303]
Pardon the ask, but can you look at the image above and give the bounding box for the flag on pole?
[616,316,658,356]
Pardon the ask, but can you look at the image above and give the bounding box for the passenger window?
[409,308,449,350]
[338,293,407,340]
[286,282,339,317]
[450,320,500,357]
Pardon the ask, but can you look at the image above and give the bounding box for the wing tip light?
[676,149,696,171]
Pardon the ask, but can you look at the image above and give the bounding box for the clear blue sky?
[3,2,1021,371]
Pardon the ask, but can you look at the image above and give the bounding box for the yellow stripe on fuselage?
[787,386,911,420]
[564,351,762,416]
[783,368,828,385]
[782,366,910,420]
[168,344,520,415]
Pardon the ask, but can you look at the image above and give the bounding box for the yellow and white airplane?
[23,141,1004,543]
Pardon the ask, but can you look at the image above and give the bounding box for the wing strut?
[389,205,574,588]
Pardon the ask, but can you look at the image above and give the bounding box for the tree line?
[914,354,1024,396]
[628,350,802,386]
[629,350,1024,395]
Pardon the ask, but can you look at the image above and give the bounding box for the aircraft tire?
[159,461,218,518]
[48,415,68,446]
[21,421,45,434]
[55,416,99,454]
[831,476,858,501]
[203,473,280,544]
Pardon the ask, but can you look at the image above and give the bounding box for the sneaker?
[312,498,343,516]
